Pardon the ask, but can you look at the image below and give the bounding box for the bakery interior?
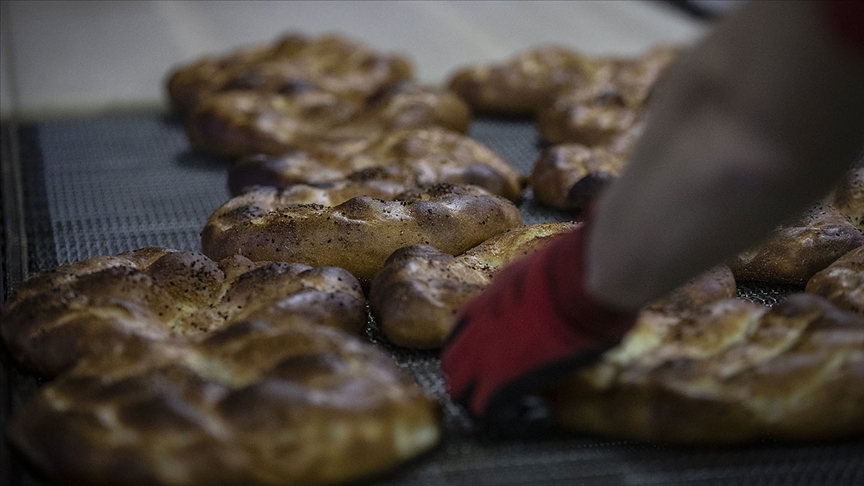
[2,1,863,486]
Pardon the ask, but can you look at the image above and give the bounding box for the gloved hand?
[441,220,637,421]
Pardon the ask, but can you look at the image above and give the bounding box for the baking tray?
[1,113,862,486]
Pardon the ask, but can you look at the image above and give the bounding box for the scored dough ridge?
[201,183,524,285]
[1,248,442,485]
[7,319,442,486]
[227,127,525,202]
[548,294,864,443]
[1,247,366,377]
[370,222,578,348]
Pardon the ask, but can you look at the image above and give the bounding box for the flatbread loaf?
[548,294,864,443]
[536,46,679,145]
[2,249,441,485]
[0,248,365,377]
[527,46,680,212]
[370,222,578,348]
[528,130,638,212]
[369,222,735,349]
[186,83,471,159]
[806,245,864,315]
[830,167,864,231]
[201,184,523,285]
[227,127,525,201]
[447,46,608,117]
[727,204,864,285]
[7,319,441,486]
[167,33,412,115]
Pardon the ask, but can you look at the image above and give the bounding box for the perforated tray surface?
[1,114,862,486]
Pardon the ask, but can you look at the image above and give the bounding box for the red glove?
[441,220,637,421]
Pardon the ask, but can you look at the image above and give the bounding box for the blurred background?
[0,0,730,120]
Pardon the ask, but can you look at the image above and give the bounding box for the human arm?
[442,0,864,420]
[588,0,864,310]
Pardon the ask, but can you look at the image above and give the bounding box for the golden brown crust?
[186,83,471,159]
[536,46,680,145]
[201,184,523,285]
[370,222,578,348]
[548,294,864,443]
[644,265,737,315]
[528,141,630,212]
[830,168,864,232]
[185,90,361,158]
[447,46,611,117]
[167,33,413,115]
[0,248,365,377]
[727,204,864,285]
[7,320,441,486]
[227,127,525,201]
[806,245,864,315]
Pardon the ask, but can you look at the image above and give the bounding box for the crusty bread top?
[227,127,525,201]
[831,168,864,232]
[370,222,578,348]
[549,294,864,443]
[7,318,441,486]
[536,45,680,146]
[447,46,611,117]
[728,204,864,285]
[201,183,523,285]
[806,245,864,315]
[186,83,471,159]
[1,248,365,377]
[167,33,413,115]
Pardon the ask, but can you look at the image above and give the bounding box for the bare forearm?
[587,0,864,310]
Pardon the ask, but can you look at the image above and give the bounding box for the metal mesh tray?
[1,114,862,486]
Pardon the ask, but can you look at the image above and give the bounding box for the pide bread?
[548,294,864,443]
[536,46,680,146]
[447,46,612,117]
[727,204,864,285]
[528,136,634,212]
[7,320,441,486]
[167,33,412,115]
[806,245,864,315]
[484,45,679,212]
[830,168,864,232]
[186,83,471,159]
[1,249,441,485]
[201,184,523,285]
[227,127,525,201]
[370,222,578,348]
[370,223,735,349]
[1,248,366,378]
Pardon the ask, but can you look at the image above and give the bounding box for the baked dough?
[369,222,735,349]
[548,294,864,443]
[806,245,864,315]
[527,46,679,212]
[644,264,737,315]
[727,204,864,285]
[227,127,525,201]
[447,45,680,120]
[186,83,471,159]
[167,33,412,115]
[201,184,524,285]
[830,167,864,231]
[370,222,577,348]
[447,46,609,117]
[536,46,679,145]
[0,248,365,377]
[7,319,441,486]
[527,128,639,212]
